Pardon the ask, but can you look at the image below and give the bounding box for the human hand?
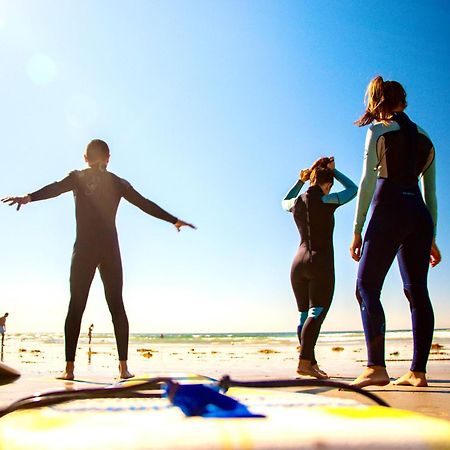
[300,169,310,183]
[327,156,335,170]
[174,220,197,232]
[430,240,441,267]
[1,195,31,211]
[350,233,362,262]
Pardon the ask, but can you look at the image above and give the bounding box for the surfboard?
[0,373,449,449]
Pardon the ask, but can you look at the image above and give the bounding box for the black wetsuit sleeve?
[29,172,76,202]
[122,184,178,224]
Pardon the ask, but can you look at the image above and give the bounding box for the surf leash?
[218,376,390,407]
[0,377,169,418]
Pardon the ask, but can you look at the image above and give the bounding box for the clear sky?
[1,0,449,333]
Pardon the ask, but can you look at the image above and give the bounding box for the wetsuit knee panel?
[308,306,324,319]
[403,283,428,294]
[299,311,308,326]
[356,280,383,307]
[403,285,431,308]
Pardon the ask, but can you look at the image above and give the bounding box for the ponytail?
[300,168,312,183]
[301,157,333,185]
[355,76,407,127]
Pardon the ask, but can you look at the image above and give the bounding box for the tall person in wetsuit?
[349,76,441,388]
[2,139,196,380]
[282,157,357,378]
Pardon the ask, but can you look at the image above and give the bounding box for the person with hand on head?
[350,76,441,388]
[2,139,196,380]
[282,156,357,379]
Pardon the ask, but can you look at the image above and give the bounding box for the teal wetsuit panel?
[321,170,357,205]
[282,169,357,211]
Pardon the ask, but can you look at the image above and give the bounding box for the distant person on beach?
[282,157,357,378]
[0,313,8,347]
[2,139,196,380]
[350,76,441,388]
[88,324,94,346]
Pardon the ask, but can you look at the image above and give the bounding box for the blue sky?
[1,0,449,333]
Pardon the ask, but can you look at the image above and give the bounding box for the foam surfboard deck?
[0,373,449,450]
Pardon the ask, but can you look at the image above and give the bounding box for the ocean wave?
[7,329,449,346]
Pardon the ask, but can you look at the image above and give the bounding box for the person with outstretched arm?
[2,139,195,380]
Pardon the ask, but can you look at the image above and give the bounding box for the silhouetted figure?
[0,313,9,348]
[88,324,94,346]
[2,140,196,380]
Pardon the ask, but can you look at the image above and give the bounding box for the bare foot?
[56,371,74,380]
[119,361,134,379]
[120,369,135,379]
[393,370,428,387]
[351,366,390,388]
[312,364,328,378]
[297,360,329,379]
[57,362,74,380]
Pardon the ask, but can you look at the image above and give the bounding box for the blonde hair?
[355,76,407,126]
[301,157,333,185]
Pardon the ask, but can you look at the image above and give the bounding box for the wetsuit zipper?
[305,191,313,263]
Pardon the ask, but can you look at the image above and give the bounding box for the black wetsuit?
[291,186,338,363]
[29,166,178,361]
[283,170,357,364]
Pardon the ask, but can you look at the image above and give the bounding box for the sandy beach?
[1,329,449,422]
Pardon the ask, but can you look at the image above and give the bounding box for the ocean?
[7,328,450,346]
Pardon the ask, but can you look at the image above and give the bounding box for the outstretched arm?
[2,173,75,211]
[123,185,196,231]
